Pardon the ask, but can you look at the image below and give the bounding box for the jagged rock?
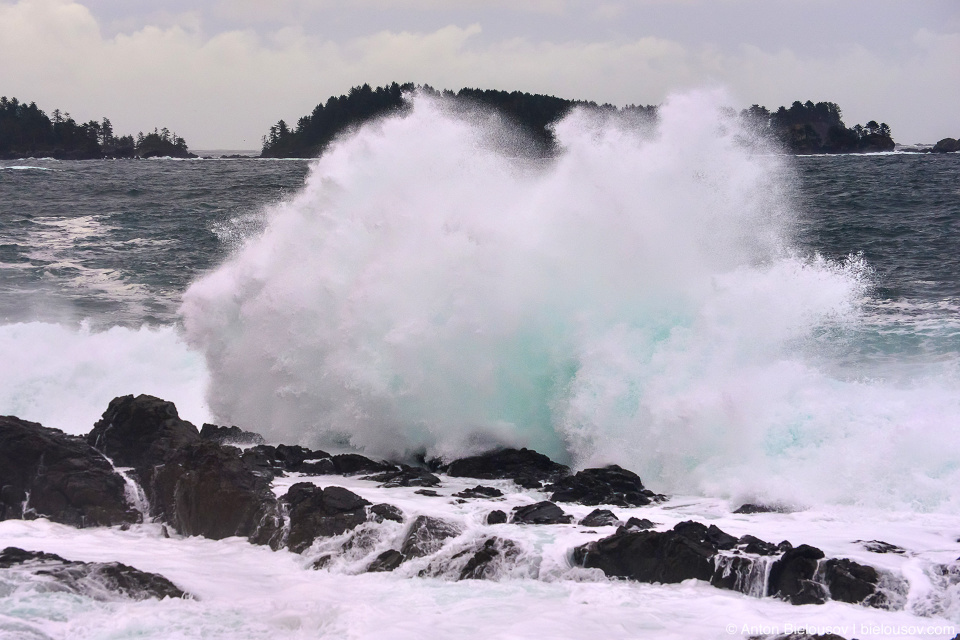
[856,540,905,554]
[547,465,663,507]
[146,440,282,544]
[511,501,573,525]
[580,509,619,527]
[459,537,520,580]
[0,415,137,527]
[370,503,404,523]
[0,547,188,600]
[283,484,371,553]
[238,444,335,477]
[734,503,785,514]
[737,534,780,555]
[368,549,406,572]
[767,544,827,605]
[822,558,886,607]
[199,424,264,446]
[486,510,507,525]
[444,448,569,489]
[454,485,503,499]
[331,454,396,475]
[363,466,440,487]
[400,515,461,558]
[86,394,200,473]
[616,517,655,532]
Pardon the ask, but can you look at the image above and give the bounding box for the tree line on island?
[260,82,900,158]
[0,96,195,160]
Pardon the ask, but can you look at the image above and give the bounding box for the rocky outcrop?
[199,424,264,446]
[454,485,503,499]
[444,448,569,489]
[363,466,440,487]
[580,509,619,527]
[767,544,827,604]
[400,515,461,558]
[282,484,371,553]
[511,501,573,525]
[86,394,200,474]
[547,465,664,507]
[458,537,520,580]
[370,503,404,523]
[0,547,188,600]
[0,415,137,527]
[933,138,960,153]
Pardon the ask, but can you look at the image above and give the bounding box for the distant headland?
[259,82,908,159]
[0,96,195,160]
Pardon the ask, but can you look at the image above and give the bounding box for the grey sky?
[1,0,957,149]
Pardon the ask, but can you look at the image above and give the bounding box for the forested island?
[0,96,194,159]
[260,82,896,158]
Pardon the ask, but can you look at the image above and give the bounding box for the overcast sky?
[1,0,957,149]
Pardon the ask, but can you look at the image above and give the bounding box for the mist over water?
[180,92,960,509]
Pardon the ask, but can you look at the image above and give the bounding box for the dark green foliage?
[0,96,192,159]
[259,82,656,158]
[741,100,895,153]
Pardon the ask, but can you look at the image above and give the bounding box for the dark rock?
[767,544,827,605]
[0,415,138,527]
[459,537,520,580]
[737,534,780,556]
[580,509,619,527]
[368,549,406,572]
[734,503,785,514]
[400,515,461,558]
[282,484,371,553]
[856,540,905,555]
[444,448,569,489]
[486,510,508,525]
[511,501,573,525]
[454,485,503,499]
[311,555,332,570]
[0,546,188,600]
[370,503,404,523]
[933,137,960,153]
[86,394,200,473]
[199,424,264,446]
[146,440,282,544]
[363,466,440,488]
[547,465,663,507]
[414,489,440,497]
[616,517,655,532]
[331,454,395,475]
[822,558,885,607]
[238,444,334,476]
[710,554,762,592]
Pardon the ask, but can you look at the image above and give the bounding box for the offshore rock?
[0,547,188,600]
[458,537,520,580]
[400,515,461,558]
[580,509,620,527]
[547,465,663,507]
[486,510,508,525]
[444,448,569,489]
[87,394,200,474]
[933,137,960,153]
[454,485,504,499]
[511,501,573,525]
[282,484,370,553]
[146,440,282,544]
[0,415,137,527]
[199,424,264,446]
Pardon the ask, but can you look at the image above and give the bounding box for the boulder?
[400,515,461,558]
[0,546,188,600]
[486,510,508,525]
[363,466,440,488]
[86,394,200,473]
[283,484,371,553]
[580,509,619,527]
[454,485,503,499]
[370,503,404,523]
[459,537,520,580]
[444,448,569,489]
[367,549,406,572]
[146,440,282,544]
[511,501,573,525]
[199,424,264,446]
[767,544,827,605]
[736,534,780,555]
[0,415,137,527]
[617,517,655,532]
[822,558,887,607]
[547,465,663,507]
[331,454,396,475]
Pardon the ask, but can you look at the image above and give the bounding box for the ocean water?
[1,92,959,638]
